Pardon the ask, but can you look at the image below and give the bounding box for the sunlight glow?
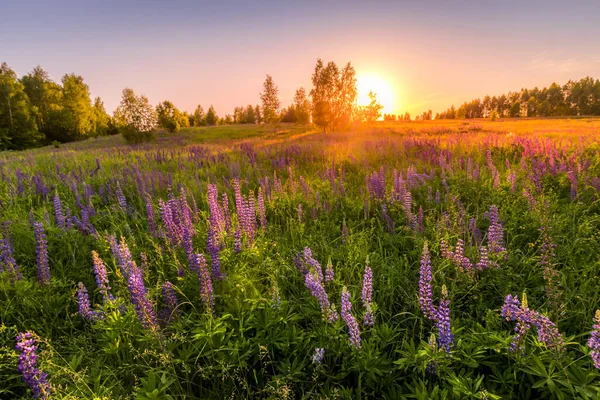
[356,74,396,116]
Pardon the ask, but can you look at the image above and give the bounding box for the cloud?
[527,53,600,74]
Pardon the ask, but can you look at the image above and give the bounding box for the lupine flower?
[341,221,349,244]
[567,171,578,201]
[0,232,22,281]
[419,243,435,320]
[426,334,439,377]
[110,236,135,279]
[145,194,157,235]
[341,287,361,349]
[15,332,51,399]
[501,293,564,352]
[588,310,600,369]
[312,347,325,364]
[434,285,454,354]
[195,253,214,314]
[258,187,266,229]
[381,203,394,233]
[362,265,374,326]
[206,227,223,279]
[487,205,506,256]
[92,251,113,303]
[53,193,65,229]
[270,282,281,310]
[77,282,99,321]
[115,181,127,209]
[539,224,560,310]
[304,270,337,323]
[297,204,303,223]
[160,281,180,323]
[127,263,159,332]
[34,222,50,285]
[234,227,242,254]
[325,259,334,283]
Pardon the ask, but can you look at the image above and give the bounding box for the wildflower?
[304,271,337,323]
[161,281,180,322]
[77,282,99,321]
[0,232,22,281]
[15,332,51,399]
[325,258,334,283]
[419,243,435,320]
[312,347,325,364]
[362,264,374,326]
[487,205,506,256]
[34,222,50,285]
[434,285,454,354]
[127,263,159,332]
[588,310,600,369]
[53,193,65,229]
[341,287,361,349]
[195,253,214,314]
[91,251,113,303]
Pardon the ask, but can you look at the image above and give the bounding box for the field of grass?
[2,118,600,399]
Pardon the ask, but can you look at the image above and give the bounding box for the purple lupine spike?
[271,281,281,309]
[341,221,349,244]
[234,227,242,254]
[160,281,180,322]
[92,251,113,303]
[127,263,159,332]
[206,227,223,279]
[297,204,303,223]
[341,287,361,349]
[195,253,214,314]
[588,310,600,369]
[434,285,454,354]
[77,282,99,321]
[15,332,51,399]
[145,194,157,236]
[258,187,266,229]
[304,270,337,323]
[115,181,127,209]
[0,232,22,281]
[362,265,374,326]
[381,203,394,233]
[487,205,506,256]
[567,171,578,201]
[312,347,325,364]
[419,243,436,320]
[325,259,334,283]
[53,193,65,229]
[501,293,563,352]
[34,222,50,285]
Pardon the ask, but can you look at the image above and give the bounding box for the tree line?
[0,58,391,149]
[436,77,600,120]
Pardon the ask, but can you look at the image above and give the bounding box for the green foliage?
[156,100,182,133]
[205,105,218,126]
[260,74,280,124]
[114,88,157,143]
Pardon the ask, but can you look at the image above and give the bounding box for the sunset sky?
[2,0,600,117]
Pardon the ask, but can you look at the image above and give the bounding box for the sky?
[2,0,600,117]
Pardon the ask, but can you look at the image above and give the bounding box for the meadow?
[2,118,600,399]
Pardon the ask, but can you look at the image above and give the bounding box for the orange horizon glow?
[356,73,398,117]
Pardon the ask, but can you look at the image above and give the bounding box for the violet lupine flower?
[145,194,157,236]
[567,171,578,201]
[475,246,497,270]
[115,181,127,209]
[110,236,135,280]
[419,243,436,320]
[404,191,413,225]
[501,294,564,352]
[325,259,334,283]
[271,281,281,309]
[341,287,361,349]
[77,282,99,321]
[487,205,506,256]
[302,247,323,282]
[206,227,223,279]
[588,310,600,369]
[160,281,180,322]
[443,239,474,272]
[207,184,226,236]
[195,253,214,314]
[34,222,50,285]
[469,217,482,244]
[297,204,303,223]
[304,271,338,323]
[234,227,242,254]
[312,347,325,364]
[341,221,349,244]
[434,286,454,354]
[127,263,159,332]
[362,265,374,326]
[53,193,65,229]
[258,187,266,229]
[381,203,394,233]
[15,332,51,399]
[0,233,22,281]
[92,251,113,303]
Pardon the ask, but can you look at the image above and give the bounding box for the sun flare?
[356,74,395,117]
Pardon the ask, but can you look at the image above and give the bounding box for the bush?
[120,126,155,144]
[489,110,499,121]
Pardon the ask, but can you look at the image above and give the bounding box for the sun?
[356,74,395,117]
